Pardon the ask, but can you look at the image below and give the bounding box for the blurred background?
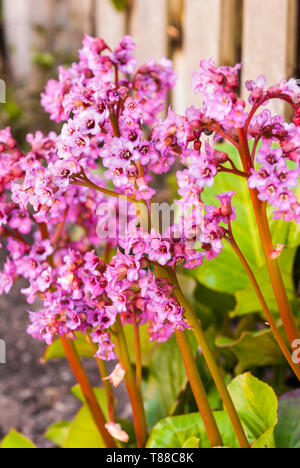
[0,0,299,144]
[0,0,299,447]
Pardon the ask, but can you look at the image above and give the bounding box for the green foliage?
[116,324,157,366]
[144,333,197,428]
[232,248,298,318]
[45,421,71,448]
[147,373,278,448]
[191,144,299,296]
[111,0,128,11]
[63,386,108,448]
[1,430,36,449]
[44,332,94,360]
[33,51,55,68]
[216,329,286,374]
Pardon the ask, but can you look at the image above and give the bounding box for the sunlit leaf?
[44,333,94,361]
[45,421,71,448]
[147,373,278,448]
[216,329,285,373]
[1,430,36,449]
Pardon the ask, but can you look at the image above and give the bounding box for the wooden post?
[130,0,168,64]
[2,0,95,81]
[174,0,239,113]
[242,0,298,115]
[95,0,126,49]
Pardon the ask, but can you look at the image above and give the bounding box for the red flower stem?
[226,228,300,380]
[38,221,117,444]
[133,312,143,392]
[171,273,250,449]
[218,166,249,178]
[175,330,223,447]
[205,124,240,149]
[70,178,136,204]
[114,315,148,448]
[52,207,68,247]
[238,128,300,347]
[61,338,117,448]
[86,335,117,421]
[75,169,247,447]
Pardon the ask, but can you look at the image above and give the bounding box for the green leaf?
[227,373,277,447]
[144,333,197,428]
[45,421,71,448]
[111,0,128,11]
[44,332,94,361]
[216,329,285,374]
[64,387,109,448]
[147,373,278,448]
[275,390,300,448]
[33,51,55,68]
[232,248,297,318]
[193,282,236,329]
[63,405,106,448]
[183,437,200,448]
[121,324,157,366]
[1,430,36,448]
[71,385,109,419]
[191,142,299,295]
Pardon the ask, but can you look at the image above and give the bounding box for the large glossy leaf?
[118,324,157,366]
[63,405,106,448]
[232,248,297,318]
[44,332,94,361]
[191,143,299,295]
[183,437,201,448]
[192,282,236,329]
[144,333,197,428]
[45,421,71,448]
[227,373,277,447]
[275,390,300,448]
[63,387,108,448]
[216,329,285,374]
[1,430,36,449]
[147,373,278,448]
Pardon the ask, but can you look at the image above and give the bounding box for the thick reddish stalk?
[238,129,300,347]
[175,330,223,447]
[172,280,250,449]
[114,316,148,448]
[86,335,117,421]
[61,338,117,448]
[227,232,300,380]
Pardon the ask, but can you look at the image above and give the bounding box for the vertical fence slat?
[2,0,31,79]
[176,0,238,113]
[70,0,94,37]
[130,0,168,64]
[220,0,241,65]
[242,0,298,114]
[96,0,126,49]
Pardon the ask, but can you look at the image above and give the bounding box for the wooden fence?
[1,0,299,114]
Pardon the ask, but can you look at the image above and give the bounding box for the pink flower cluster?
[0,35,299,355]
[248,139,300,221]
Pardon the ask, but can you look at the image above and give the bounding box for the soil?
[0,279,130,448]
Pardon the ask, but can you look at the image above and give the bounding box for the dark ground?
[0,280,130,448]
